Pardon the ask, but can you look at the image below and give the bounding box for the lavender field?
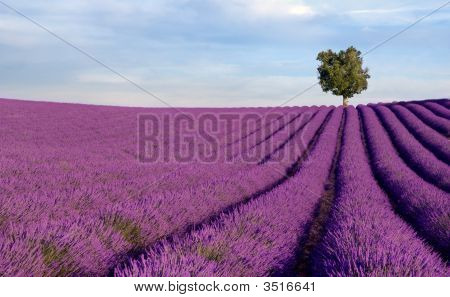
[0,98,449,277]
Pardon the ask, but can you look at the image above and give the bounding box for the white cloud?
[343,3,450,25]
[347,7,414,15]
[219,0,315,19]
[289,5,314,16]
[247,0,314,17]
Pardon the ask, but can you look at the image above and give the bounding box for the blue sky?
[0,0,449,107]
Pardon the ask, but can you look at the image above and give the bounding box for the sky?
[0,0,449,107]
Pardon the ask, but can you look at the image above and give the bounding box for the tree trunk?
[343,96,349,107]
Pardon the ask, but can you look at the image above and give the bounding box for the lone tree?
[317,46,370,107]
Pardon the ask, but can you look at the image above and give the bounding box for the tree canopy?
[317,46,370,106]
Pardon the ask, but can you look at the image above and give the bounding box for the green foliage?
[196,244,226,262]
[40,240,77,276]
[0,214,7,228]
[107,216,144,247]
[317,46,370,104]
[41,241,68,266]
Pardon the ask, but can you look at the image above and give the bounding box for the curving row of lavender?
[422,101,450,119]
[231,107,317,162]
[360,105,450,258]
[403,103,450,137]
[373,105,450,191]
[114,108,343,276]
[389,104,450,163]
[259,107,332,166]
[0,99,330,276]
[0,98,449,277]
[312,107,447,276]
[438,99,450,109]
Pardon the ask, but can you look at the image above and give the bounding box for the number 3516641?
[263,282,314,292]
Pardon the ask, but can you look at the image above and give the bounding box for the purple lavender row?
[188,108,319,192]
[359,105,450,257]
[233,107,321,164]
[0,152,279,275]
[0,101,275,275]
[312,107,447,276]
[421,101,450,119]
[114,108,343,277]
[0,102,320,275]
[231,107,314,161]
[102,108,334,275]
[157,108,316,193]
[0,157,285,276]
[160,108,308,189]
[373,105,450,191]
[0,100,272,199]
[437,99,450,109]
[0,105,331,276]
[223,107,295,147]
[225,107,299,147]
[0,100,304,199]
[261,107,333,166]
[388,104,450,164]
[404,103,450,137]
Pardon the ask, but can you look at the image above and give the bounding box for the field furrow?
[232,107,316,161]
[312,107,448,276]
[422,101,450,119]
[226,107,304,150]
[388,104,450,163]
[259,107,332,165]
[404,103,450,137]
[373,105,450,191]
[224,107,293,147]
[359,106,450,258]
[107,108,335,276]
[438,100,450,109]
[114,108,343,277]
